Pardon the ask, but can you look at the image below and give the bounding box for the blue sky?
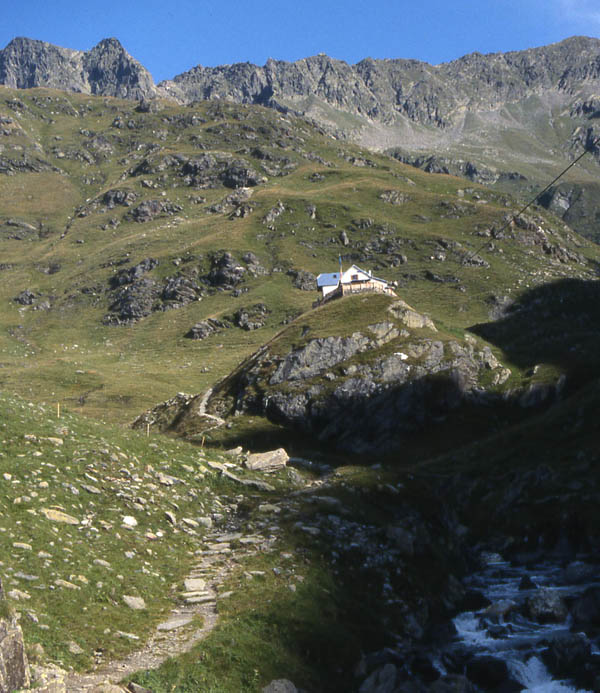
[2,0,599,82]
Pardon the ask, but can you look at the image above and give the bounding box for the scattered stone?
[6,590,31,601]
[93,559,111,569]
[115,631,140,641]
[262,680,297,693]
[41,508,79,525]
[68,641,84,655]
[157,616,193,632]
[123,596,146,610]
[54,579,80,591]
[184,578,206,592]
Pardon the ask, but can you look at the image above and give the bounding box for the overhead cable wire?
[462,137,600,265]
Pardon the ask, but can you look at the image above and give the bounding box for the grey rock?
[161,276,202,308]
[543,632,591,680]
[102,188,138,209]
[186,318,229,340]
[269,332,370,384]
[571,586,600,627]
[244,448,289,473]
[207,251,245,288]
[359,663,397,693]
[288,269,316,291]
[127,198,182,223]
[123,595,146,610]
[527,588,568,623]
[233,303,270,330]
[0,37,157,100]
[262,680,297,693]
[104,278,160,325]
[0,608,30,692]
[110,258,158,288]
[13,289,36,305]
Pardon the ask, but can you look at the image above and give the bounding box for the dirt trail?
[62,538,237,692]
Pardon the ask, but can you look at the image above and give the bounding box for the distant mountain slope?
[1,35,600,239]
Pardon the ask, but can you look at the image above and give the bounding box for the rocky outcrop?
[0,587,30,693]
[207,298,510,453]
[185,318,229,341]
[0,37,157,100]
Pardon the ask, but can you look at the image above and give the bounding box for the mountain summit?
[0,36,157,100]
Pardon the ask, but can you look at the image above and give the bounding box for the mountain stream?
[447,555,600,691]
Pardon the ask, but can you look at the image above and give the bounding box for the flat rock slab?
[184,577,206,592]
[41,508,79,525]
[244,448,289,472]
[181,591,211,600]
[157,615,193,632]
[184,595,214,605]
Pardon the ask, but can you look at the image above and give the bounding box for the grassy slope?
[0,390,276,671]
[0,87,598,427]
[0,88,599,691]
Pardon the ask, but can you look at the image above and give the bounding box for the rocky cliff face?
[160,36,600,127]
[0,37,157,100]
[200,297,516,454]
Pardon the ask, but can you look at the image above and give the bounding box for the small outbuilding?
[316,264,397,302]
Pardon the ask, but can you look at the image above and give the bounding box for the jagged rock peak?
[0,36,157,100]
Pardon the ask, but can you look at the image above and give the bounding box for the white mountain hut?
[316,264,397,302]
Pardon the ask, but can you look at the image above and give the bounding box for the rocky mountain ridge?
[160,36,600,125]
[3,35,599,128]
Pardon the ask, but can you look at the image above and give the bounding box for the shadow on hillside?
[193,278,600,464]
[470,277,600,384]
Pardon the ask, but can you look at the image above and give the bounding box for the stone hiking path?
[58,525,263,692]
[196,388,226,430]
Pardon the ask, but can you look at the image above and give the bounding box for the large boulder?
[262,680,297,693]
[359,663,397,693]
[244,448,289,473]
[104,278,160,325]
[526,588,568,623]
[571,586,600,627]
[269,333,371,384]
[207,251,245,288]
[543,632,591,680]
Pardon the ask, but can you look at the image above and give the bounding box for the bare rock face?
[0,37,157,100]
[161,36,600,127]
[82,38,156,100]
[0,597,30,693]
